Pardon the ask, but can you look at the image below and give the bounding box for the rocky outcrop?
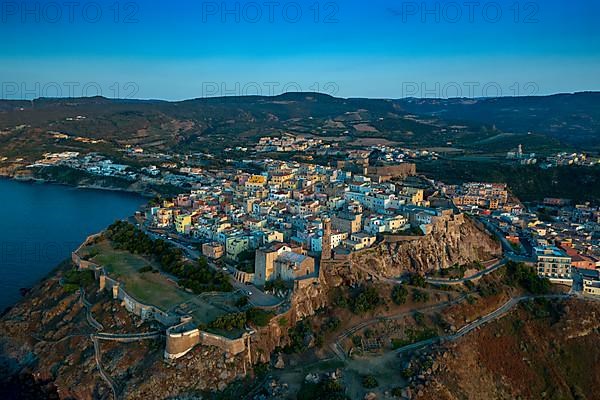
[0,263,252,399]
[324,214,501,286]
[250,277,329,363]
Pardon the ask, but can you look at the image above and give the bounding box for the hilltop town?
[3,141,600,399]
[2,94,600,399]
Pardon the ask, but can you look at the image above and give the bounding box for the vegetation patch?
[106,221,232,294]
[392,327,438,349]
[349,286,382,314]
[297,376,349,400]
[504,262,550,295]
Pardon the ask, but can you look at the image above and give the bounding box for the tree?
[407,273,426,288]
[391,285,409,305]
[209,312,246,331]
[246,308,274,327]
[361,375,379,389]
[350,286,381,314]
[412,289,430,303]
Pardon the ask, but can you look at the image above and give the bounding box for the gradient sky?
[1,0,599,100]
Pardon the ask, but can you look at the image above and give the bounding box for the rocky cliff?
[0,213,501,398]
[0,263,250,399]
[250,214,500,361]
[324,214,501,286]
[250,278,329,363]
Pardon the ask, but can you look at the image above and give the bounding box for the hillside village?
[145,160,428,281]
[442,181,600,294]
[66,155,600,362]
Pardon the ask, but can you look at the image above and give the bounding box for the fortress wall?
[165,325,202,359]
[367,163,416,178]
[200,332,247,355]
[72,252,82,266]
[73,234,251,361]
[383,235,423,243]
[165,327,248,360]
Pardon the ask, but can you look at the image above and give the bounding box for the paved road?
[79,284,161,399]
[80,288,104,331]
[94,331,161,342]
[92,335,120,400]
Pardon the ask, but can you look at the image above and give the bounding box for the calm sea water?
[0,178,144,311]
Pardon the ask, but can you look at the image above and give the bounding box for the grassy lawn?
[85,240,232,325]
[90,240,193,311]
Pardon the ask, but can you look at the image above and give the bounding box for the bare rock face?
[324,214,501,286]
[250,278,329,362]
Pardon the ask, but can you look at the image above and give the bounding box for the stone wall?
[367,163,416,179]
[165,322,250,360]
[233,269,255,284]
[72,234,252,361]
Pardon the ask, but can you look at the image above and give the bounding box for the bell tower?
[321,218,332,261]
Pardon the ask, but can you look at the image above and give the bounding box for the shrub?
[407,273,426,288]
[235,296,249,308]
[392,328,437,349]
[413,311,425,325]
[139,265,154,273]
[246,308,274,327]
[331,287,348,308]
[64,269,94,287]
[297,376,349,400]
[391,285,409,305]
[285,320,313,354]
[63,283,79,294]
[464,280,475,291]
[349,286,381,314]
[321,317,341,333]
[505,262,550,295]
[361,375,379,389]
[265,278,287,292]
[209,312,246,331]
[412,289,430,303]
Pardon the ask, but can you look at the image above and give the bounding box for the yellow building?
[175,214,192,234]
[245,175,267,191]
[269,171,294,186]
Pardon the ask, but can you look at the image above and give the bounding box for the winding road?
[332,294,469,360]
[78,287,161,400]
[332,293,575,361]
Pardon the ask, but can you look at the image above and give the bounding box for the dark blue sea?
[0,178,144,311]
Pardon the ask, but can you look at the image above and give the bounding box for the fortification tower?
[321,218,332,261]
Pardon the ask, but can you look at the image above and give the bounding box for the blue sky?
[1,0,599,99]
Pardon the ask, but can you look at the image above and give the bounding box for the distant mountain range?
[1,92,599,157]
